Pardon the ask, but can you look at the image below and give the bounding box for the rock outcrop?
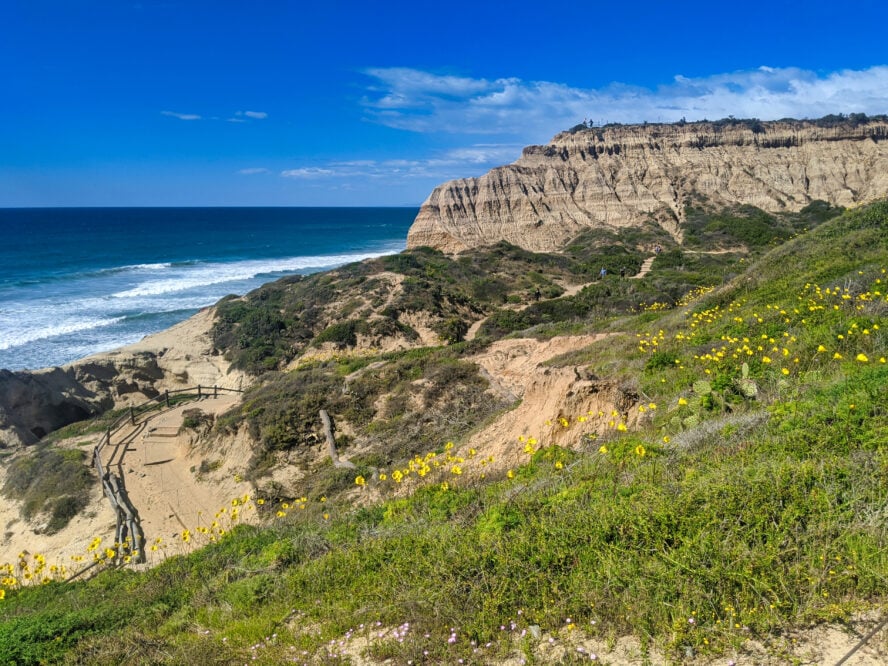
[407,118,888,252]
[0,308,246,448]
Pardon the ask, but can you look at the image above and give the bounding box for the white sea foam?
[123,262,173,271]
[0,316,127,351]
[111,250,392,299]
[0,238,407,370]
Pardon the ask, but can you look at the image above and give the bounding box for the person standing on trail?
[620,267,626,279]
[599,267,607,280]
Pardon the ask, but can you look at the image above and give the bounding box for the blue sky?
[2,0,887,207]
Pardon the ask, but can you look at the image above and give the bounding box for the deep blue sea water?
[0,208,417,371]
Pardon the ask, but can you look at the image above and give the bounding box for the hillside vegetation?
[1,200,886,664]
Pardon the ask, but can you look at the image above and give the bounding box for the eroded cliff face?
[407,119,888,252]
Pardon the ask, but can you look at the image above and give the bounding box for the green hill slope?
[1,202,886,664]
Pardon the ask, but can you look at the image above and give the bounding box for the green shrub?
[1,446,93,533]
[313,320,361,347]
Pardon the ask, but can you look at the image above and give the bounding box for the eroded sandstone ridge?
[407,118,888,252]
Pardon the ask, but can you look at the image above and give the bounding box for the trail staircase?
[90,385,242,565]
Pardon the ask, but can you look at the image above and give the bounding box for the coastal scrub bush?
[312,320,362,347]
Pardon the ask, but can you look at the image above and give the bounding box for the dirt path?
[630,255,656,279]
[0,394,256,568]
[113,394,255,563]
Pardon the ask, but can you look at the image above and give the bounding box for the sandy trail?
[1,393,255,569]
[110,394,255,563]
[630,255,656,279]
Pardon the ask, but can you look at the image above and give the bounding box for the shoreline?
[0,207,416,374]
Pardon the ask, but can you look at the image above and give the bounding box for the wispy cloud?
[281,167,335,178]
[361,65,888,139]
[163,110,268,123]
[161,110,201,121]
[280,144,525,183]
[226,110,269,122]
[238,167,270,175]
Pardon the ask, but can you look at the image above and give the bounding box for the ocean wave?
[86,262,177,277]
[111,249,397,299]
[0,316,127,351]
[113,262,174,272]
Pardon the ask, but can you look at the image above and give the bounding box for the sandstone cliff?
[407,118,888,252]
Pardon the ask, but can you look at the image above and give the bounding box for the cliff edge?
[407,117,888,252]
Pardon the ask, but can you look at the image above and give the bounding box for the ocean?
[0,208,417,371]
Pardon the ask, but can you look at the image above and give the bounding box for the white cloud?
[233,110,268,120]
[161,110,201,121]
[281,167,335,178]
[238,168,270,175]
[361,65,888,139]
[280,143,525,184]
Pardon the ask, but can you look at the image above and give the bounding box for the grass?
[1,201,885,664]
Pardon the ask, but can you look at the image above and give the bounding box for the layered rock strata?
[407,119,888,252]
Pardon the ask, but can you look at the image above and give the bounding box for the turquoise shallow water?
[0,207,416,370]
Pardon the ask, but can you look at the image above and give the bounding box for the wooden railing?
[91,385,243,565]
